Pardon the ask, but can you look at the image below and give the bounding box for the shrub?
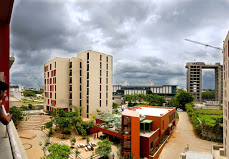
[45,121,53,129]
[9,106,24,126]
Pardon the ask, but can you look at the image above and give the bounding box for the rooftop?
[135,107,173,117]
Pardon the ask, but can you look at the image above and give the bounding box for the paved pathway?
[159,112,220,159]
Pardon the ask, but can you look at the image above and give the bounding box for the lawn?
[195,109,223,115]
[197,114,223,125]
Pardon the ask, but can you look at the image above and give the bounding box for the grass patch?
[196,109,223,115]
[197,114,223,125]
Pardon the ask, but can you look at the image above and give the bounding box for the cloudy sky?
[10,0,229,89]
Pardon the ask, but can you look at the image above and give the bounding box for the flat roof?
[122,109,139,117]
[135,107,173,117]
[141,120,153,124]
[186,151,213,159]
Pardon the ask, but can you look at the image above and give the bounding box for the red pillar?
[0,24,10,113]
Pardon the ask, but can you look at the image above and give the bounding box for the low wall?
[148,135,171,159]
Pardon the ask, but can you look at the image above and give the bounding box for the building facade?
[91,105,176,159]
[44,50,113,118]
[112,85,177,104]
[223,32,229,157]
[185,62,223,104]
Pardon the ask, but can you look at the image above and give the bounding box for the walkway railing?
[2,106,22,159]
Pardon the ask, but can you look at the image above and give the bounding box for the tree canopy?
[95,138,113,158]
[124,93,165,106]
[167,89,194,110]
[46,143,71,159]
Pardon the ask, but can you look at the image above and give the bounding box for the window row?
[44,62,56,72]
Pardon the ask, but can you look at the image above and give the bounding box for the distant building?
[44,50,113,118]
[185,62,223,104]
[112,85,177,104]
[9,85,25,92]
[91,105,176,159]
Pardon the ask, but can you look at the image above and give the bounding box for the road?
[159,112,219,159]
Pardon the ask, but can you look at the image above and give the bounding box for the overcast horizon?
[10,0,228,89]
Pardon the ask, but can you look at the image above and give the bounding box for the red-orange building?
[91,105,176,159]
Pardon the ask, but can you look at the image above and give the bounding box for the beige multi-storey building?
[223,32,229,157]
[44,50,113,118]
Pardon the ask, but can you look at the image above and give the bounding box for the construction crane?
[185,39,223,50]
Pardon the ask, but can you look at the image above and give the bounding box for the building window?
[106,92,108,99]
[80,100,81,106]
[69,62,72,68]
[100,93,101,99]
[87,64,89,71]
[100,85,102,91]
[100,62,102,69]
[80,62,82,68]
[87,105,89,113]
[106,100,108,106]
[106,71,108,77]
[69,100,72,105]
[106,63,108,70]
[150,141,154,150]
[69,93,72,99]
[69,77,72,83]
[69,85,72,91]
[87,114,89,118]
[100,77,102,84]
[106,85,108,91]
[87,72,89,79]
[50,64,52,70]
[87,96,89,104]
[55,62,56,68]
[48,72,49,77]
[55,85,56,91]
[162,120,164,130]
[87,52,89,60]
[87,88,89,95]
[80,70,82,76]
[80,85,82,91]
[50,92,52,98]
[55,93,56,99]
[87,80,89,87]
[100,100,101,107]
[69,70,72,76]
[80,77,81,84]
[106,78,108,84]
[100,70,102,76]
[100,55,102,61]
[106,56,108,62]
[80,93,82,99]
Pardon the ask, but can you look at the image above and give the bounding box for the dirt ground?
[17,114,118,159]
[159,112,221,159]
[50,132,118,159]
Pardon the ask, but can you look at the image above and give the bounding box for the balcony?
[0,106,28,159]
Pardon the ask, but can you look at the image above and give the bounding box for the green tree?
[112,102,118,109]
[86,136,90,145]
[167,89,194,110]
[95,138,113,159]
[22,90,36,97]
[175,89,194,110]
[9,106,24,126]
[28,104,33,109]
[46,143,71,159]
[70,136,76,148]
[75,148,81,158]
